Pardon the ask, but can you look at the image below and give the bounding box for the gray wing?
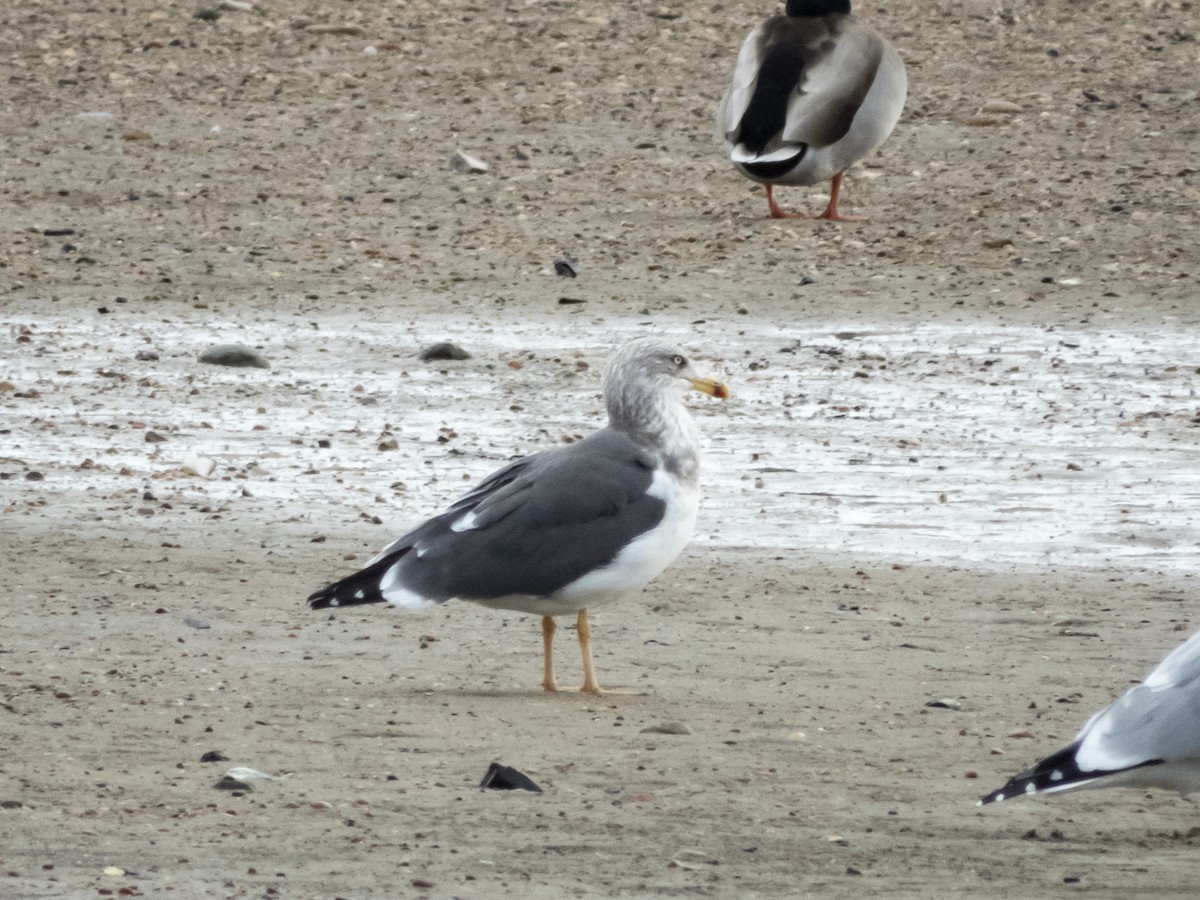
[1075,631,1200,770]
[309,429,666,608]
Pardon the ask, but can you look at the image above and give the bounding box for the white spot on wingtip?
[1049,769,1064,782]
[354,590,364,600]
[1024,782,1036,794]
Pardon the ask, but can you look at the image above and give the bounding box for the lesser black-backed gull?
[307,338,728,694]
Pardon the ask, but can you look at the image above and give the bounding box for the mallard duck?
[718,0,907,220]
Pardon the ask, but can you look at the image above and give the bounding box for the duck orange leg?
[765,183,805,219]
[816,172,866,222]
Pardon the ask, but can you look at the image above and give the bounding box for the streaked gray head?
[602,338,726,481]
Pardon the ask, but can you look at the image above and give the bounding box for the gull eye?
[671,354,686,368]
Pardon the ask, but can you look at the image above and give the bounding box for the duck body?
[718,0,906,219]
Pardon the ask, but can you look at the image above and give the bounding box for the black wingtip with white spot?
[307,560,391,610]
[980,741,1166,806]
[980,742,1088,805]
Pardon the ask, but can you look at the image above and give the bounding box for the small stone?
[378,437,399,452]
[102,866,125,876]
[479,762,542,793]
[304,23,365,35]
[181,452,216,478]
[135,350,159,361]
[981,99,1022,114]
[450,150,488,174]
[199,344,270,369]
[553,258,577,277]
[144,431,167,443]
[200,750,230,763]
[926,698,962,710]
[419,342,470,362]
[639,721,691,735]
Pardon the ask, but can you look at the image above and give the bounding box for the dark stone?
[419,342,471,362]
[479,762,542,793]
[199,344,270,369]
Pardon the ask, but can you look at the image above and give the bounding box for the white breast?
[527,467,700,617]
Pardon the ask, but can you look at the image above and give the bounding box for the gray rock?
[450,150,488,174]
[198,344,270,369]
[419,342,471,362]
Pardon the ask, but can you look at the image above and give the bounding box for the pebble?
[214,775,252,792]
[450,150,488,174]
[479,762,542,793]
[639,721,691,735]
[226,767,274,783]
[670,849,719,870]
[981,99,1022,114]
[419,341,470,361]
[304,23,365,35]
[181,452,216,478]
[198,344,270,369]
[926,698,962,710]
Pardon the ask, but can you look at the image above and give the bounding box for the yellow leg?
[577,609,602,694]
[541,615,558,692]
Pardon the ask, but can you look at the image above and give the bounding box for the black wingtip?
[980,743,1085,805]
[978,741,1167,806]
[305,569,387,611]
[307,589,338,611]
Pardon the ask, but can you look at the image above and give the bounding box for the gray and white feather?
[981,628,1200,804]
